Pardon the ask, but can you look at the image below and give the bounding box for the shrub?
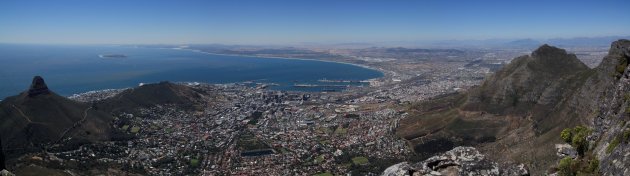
[616,57,628,77]
[587,158,599,173]
[561,128,573,143]
[558,157,575,176]
[571,126,590,155]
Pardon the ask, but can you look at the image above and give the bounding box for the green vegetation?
[615,57,628,78]
[605,129,630,154]
[122,125,130,131]
[190,159,200,167]
[334,126,348,135]
[606,136,621,154]
[558,157,573,176]
[314,155,325,163]
[561,128,572,143]
[351,156,369,165]
[130,126,141,133]
[587,159,599,173]
[560,126,591,155]
[313,172,333,176]
[317,127,332,134]
[557,156,600,176]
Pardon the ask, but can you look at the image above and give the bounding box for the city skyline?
[1,0,629,45]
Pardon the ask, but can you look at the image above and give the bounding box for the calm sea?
[0,44,382,99]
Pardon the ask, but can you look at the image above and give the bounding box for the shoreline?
[164,47,387,79]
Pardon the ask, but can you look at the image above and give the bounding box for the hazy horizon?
[1,0,629,45]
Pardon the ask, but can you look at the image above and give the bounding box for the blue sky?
[0,0,628,44]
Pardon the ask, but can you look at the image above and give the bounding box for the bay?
[0,44,382,99]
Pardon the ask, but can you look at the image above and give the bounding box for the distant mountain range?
[351,36,630,49]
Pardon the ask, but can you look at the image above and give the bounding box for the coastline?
[163,47,387,79]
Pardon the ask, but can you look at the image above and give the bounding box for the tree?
[561,128,572,143]
[571,126,590,155]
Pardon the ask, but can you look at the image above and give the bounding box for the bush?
[587,158,599,173]
[570,126,590,155]
[190,159,199,167]
[616,57,628,77]
[561,128,573,143]
[558,157,575,176]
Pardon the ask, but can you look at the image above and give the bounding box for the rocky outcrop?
[382,147,529,176]
[0,170,14,176]
[555,144,577,159]
[27,76,50,97]
[589,39,630,175]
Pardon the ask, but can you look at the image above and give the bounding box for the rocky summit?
[27,76,50,97]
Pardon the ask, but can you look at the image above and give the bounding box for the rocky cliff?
[588,39,630,175]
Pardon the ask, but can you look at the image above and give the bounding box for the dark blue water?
[0,44,382,99]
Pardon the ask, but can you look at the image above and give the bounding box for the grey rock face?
[382,147,528,176]
[590,39,630,176]
[555,144,578,159]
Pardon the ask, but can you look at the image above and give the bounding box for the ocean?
[0,44,383,99]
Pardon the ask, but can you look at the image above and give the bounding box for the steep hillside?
[397,40,630,174]
[0,76,112,157]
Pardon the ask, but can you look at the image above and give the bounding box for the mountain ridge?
[396,39,630,174]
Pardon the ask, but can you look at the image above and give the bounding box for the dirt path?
[11,104,32,123]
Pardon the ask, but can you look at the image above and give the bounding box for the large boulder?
[555,144,577,159]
